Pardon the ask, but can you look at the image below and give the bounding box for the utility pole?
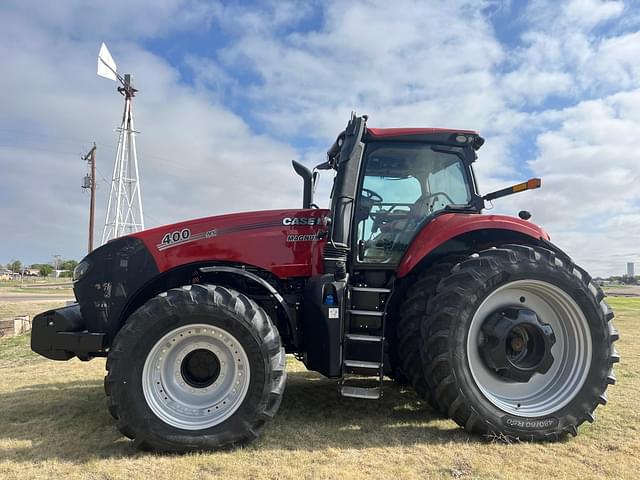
[82,144,97,253]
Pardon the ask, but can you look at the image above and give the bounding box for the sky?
[0,0,639,277]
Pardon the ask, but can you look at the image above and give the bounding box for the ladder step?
[347,309,384,316]
[345,334,383,343]
[350,286,391,293]
[344,360,381,370]
[340,385,382,400]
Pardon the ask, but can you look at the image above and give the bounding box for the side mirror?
[292,160,314,209]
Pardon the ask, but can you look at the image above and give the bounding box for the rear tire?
[396,257,464,408]
[104,284,286,452]
[421,245,619,440]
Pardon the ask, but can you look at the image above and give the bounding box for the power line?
[0,128,178,165]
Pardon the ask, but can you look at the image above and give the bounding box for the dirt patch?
[605,285,640,297]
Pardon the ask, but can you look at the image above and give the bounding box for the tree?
[621,274,637,285]
[39,265,54,277]
[8,260,22,273]
[60,259,78,272]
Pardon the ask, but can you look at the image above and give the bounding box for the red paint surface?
[133,209,330,278]
[133,209,547,282]
[367,127,478,137]
[397,213,550,278]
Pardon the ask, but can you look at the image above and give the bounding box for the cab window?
[355,142,471,264]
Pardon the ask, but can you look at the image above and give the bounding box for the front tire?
[105,284,286,452]
[421,245,619,440]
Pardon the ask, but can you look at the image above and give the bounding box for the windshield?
[356,142,472,264]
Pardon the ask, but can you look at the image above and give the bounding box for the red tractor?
[32,115,618,452]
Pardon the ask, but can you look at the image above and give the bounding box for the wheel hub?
[180,348,221,388]
[142,324,251,430]
[480,307,556,382]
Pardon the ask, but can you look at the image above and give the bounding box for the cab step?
[350,286,391,293]
[345,333,383,343]
[339,284,389,400]
[339,385,382,400]
[343,360,382,375]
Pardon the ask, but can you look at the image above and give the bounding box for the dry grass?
[0,300,71,320]
[0,278,73,296]
[0,298,638,480]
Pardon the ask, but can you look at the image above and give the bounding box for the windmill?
[97,43,145,244]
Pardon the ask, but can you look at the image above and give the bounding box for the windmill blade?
[97,42,118,81]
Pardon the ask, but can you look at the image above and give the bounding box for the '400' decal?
[161,228,191,246]
[156,228,216,251]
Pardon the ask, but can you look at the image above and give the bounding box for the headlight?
[73,260,91,282]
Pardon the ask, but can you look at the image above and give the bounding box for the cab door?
[352,142,474,266]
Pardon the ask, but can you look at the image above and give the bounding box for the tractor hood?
[71,208,329,344]
[131,208,330,278]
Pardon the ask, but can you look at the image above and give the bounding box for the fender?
[198,265,298,345]
[397,213,550,278]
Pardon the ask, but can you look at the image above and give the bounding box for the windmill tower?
[97,43,145,244]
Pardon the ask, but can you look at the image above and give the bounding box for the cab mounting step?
[344,333,383,343]
[339,285,389,400]
[349,286,391,294]
[340,385,382,400]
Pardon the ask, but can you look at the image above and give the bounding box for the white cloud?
[0,1,302,265]
[501,0,639,103]
[216,0,508,138]
[488,88,640,275]
[1,0,214,40]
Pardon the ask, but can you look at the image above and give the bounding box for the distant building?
[628,262,635,278]
[0,270,21,280]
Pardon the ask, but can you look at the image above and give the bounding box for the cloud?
[214,1,509,138]
[0,1,302,265]
[1,0,215,40]
[501,0,639,104]
[488,88,640,275]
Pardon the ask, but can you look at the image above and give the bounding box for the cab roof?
[365,127,484,150]
[367,127,478,137]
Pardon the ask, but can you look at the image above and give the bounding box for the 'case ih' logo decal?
[282,216,328,226]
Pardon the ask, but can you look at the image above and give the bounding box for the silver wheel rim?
[467,280,592,417]
[142,324,250,430]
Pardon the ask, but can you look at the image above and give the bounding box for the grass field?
[0,298,638,479]
[0,301,72,320]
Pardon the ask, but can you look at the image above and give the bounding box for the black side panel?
[74,237,158,345]
[324,116,367,273]
[302,274,345,378]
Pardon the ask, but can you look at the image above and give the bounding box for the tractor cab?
[317,114,484,273]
